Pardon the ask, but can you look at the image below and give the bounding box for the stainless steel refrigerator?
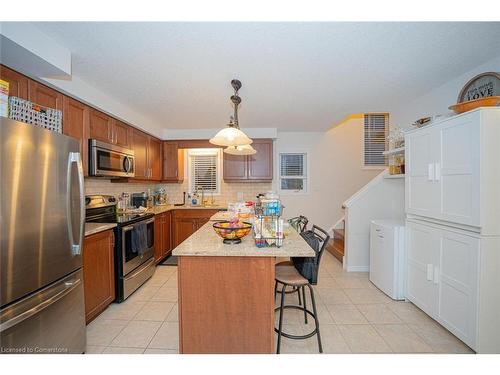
[0,117,86,354]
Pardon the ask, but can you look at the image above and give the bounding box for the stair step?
[333,228,344,241]
[326,238,344,263]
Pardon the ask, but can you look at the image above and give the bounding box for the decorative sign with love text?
[457,72,500,103]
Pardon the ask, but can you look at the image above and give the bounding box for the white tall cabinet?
[405,108,500,353]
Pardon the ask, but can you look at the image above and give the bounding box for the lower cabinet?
[407,220,479,350]
[83,230,115,324]
[172,209,220,248]
[154,211,172,263]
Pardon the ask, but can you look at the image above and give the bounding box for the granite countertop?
[149,204,227,215]
[173,214,315,258]
[85,223,117,237]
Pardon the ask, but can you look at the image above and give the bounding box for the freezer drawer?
[0,269,86,354]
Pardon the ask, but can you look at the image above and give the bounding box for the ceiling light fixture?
[224,144,257,156]
[209,79,254,151]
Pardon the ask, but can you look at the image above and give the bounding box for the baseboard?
[345,265,369,272]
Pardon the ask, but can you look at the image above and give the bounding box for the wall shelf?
[382,146,405,156]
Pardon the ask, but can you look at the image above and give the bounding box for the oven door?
[89,140,135,178]
[121,218,155,275]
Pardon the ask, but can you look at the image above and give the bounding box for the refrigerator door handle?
[0,278,82,333]
[67,152,85,256]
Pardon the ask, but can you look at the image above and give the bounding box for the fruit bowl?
[212,220,253,244]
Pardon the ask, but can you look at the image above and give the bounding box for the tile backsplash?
[84,178,273,206]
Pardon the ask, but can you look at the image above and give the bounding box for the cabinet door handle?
[426,264,433,281]
[428,163,435,181]
[434,163,441,181]
[433,266,439,284]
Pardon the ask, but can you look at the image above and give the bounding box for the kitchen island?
[172,214,315,354]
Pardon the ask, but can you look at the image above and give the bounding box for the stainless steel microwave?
[89,139,135,178]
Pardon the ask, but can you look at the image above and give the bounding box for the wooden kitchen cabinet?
[0,65,29,100]
[28,80,63,111]
[223,153,247,180]
[89,109,113,143]
[162,141,185,182]
[248,139,273,180]
[172,209,220,248]
[131,129,162,181]
[83,230,115,324]
[154,211,172,263]
[132,129,149,179]
[63,96,89,176]
[149,137,162,180]
[89,110,133,149]
[223,139,273,182]
[113,120,132,149]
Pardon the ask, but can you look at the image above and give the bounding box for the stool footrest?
[274,305,318,339]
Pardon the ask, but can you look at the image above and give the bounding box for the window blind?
[279,153,307,193]
[280,153,306,177]
[190,153,218,192]
[364,114,388,166]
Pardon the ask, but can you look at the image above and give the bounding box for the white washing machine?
[369,219,406,300]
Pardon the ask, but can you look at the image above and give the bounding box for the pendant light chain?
[209,79,256,155]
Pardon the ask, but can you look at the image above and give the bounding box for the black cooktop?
[85,194,154,227]
[87,212,154,227]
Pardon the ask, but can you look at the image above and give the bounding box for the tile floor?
[85,251,474,354]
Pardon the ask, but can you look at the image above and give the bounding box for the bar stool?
[288,215,309,233]
[275,215,310,304]
[274,225,330,354]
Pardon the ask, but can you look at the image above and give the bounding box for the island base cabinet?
[178,256,275,353]
[406,220,500,353]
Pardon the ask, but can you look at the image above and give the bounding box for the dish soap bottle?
[191,191,198,206]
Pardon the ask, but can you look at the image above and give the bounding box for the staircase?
[326,226,345,263]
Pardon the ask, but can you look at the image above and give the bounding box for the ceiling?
[33,22,500,131]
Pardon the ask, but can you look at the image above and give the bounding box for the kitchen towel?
[131,223,148,255]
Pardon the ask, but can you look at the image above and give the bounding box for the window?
[188,149,221,194]
[364,113,388,167]
[279,152,308,194]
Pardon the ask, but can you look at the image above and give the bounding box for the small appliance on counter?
[154,188,168,206]
[131,191,153,208]
[369,219,406,300]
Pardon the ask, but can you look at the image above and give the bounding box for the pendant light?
[209,79,254,148]
[224,143,257,155]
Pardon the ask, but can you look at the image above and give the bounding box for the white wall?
[390,54,500,129]
[274,115,381,231]
[343,172,405,272]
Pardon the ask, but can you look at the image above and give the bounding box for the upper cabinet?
[89,110,132,149]
[162,141,185,182]
[223,139,273,182]
[149,137,162,180]
[132,129,162,181]
[89,109,113,143]
[0,65,28,100]
[113,120,132,149]
[28,80,63,111]
[63,97,89,176]
[248,139,273,180]
[132,129,149,179]
[405,108,500,234]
